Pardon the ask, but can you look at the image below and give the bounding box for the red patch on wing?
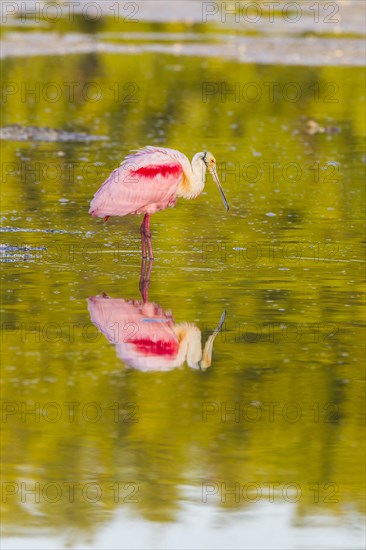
[129,338,178,357]
[132,163,182,179]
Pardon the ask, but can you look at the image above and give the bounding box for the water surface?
[1,3,365,549]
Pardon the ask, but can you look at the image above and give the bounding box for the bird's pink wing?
[88,296,181,371]
[89,147,185,218]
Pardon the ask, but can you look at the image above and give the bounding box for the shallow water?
[1,3,365,549]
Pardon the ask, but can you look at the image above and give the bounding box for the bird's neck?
[173,323,203,369]
[177,154,206,199]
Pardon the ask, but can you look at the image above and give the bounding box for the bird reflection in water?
[87,260,226,372]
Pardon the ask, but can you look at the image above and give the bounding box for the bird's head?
[202,151,217,170]
[194,151,229,211]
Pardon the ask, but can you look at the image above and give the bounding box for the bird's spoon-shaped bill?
[199,309,227,370]
[209,166,229,212]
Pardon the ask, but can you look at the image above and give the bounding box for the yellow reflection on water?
[1,13,365,549]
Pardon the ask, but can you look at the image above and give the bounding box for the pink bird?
[89,146,229,259]
[88,293,226,371]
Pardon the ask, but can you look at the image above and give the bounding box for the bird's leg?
[140,213,154,260]
[140,214,148,259]
[144,214,154,260]
[139,257,154,303]
[145,258,153,288]
[139,257,147,301]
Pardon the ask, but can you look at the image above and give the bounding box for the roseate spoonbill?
[89,146,229,259]
[87,293,226,371]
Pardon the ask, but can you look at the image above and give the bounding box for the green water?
[1,9,365,550]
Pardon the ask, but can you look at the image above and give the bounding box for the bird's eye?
[211,159,215,164]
